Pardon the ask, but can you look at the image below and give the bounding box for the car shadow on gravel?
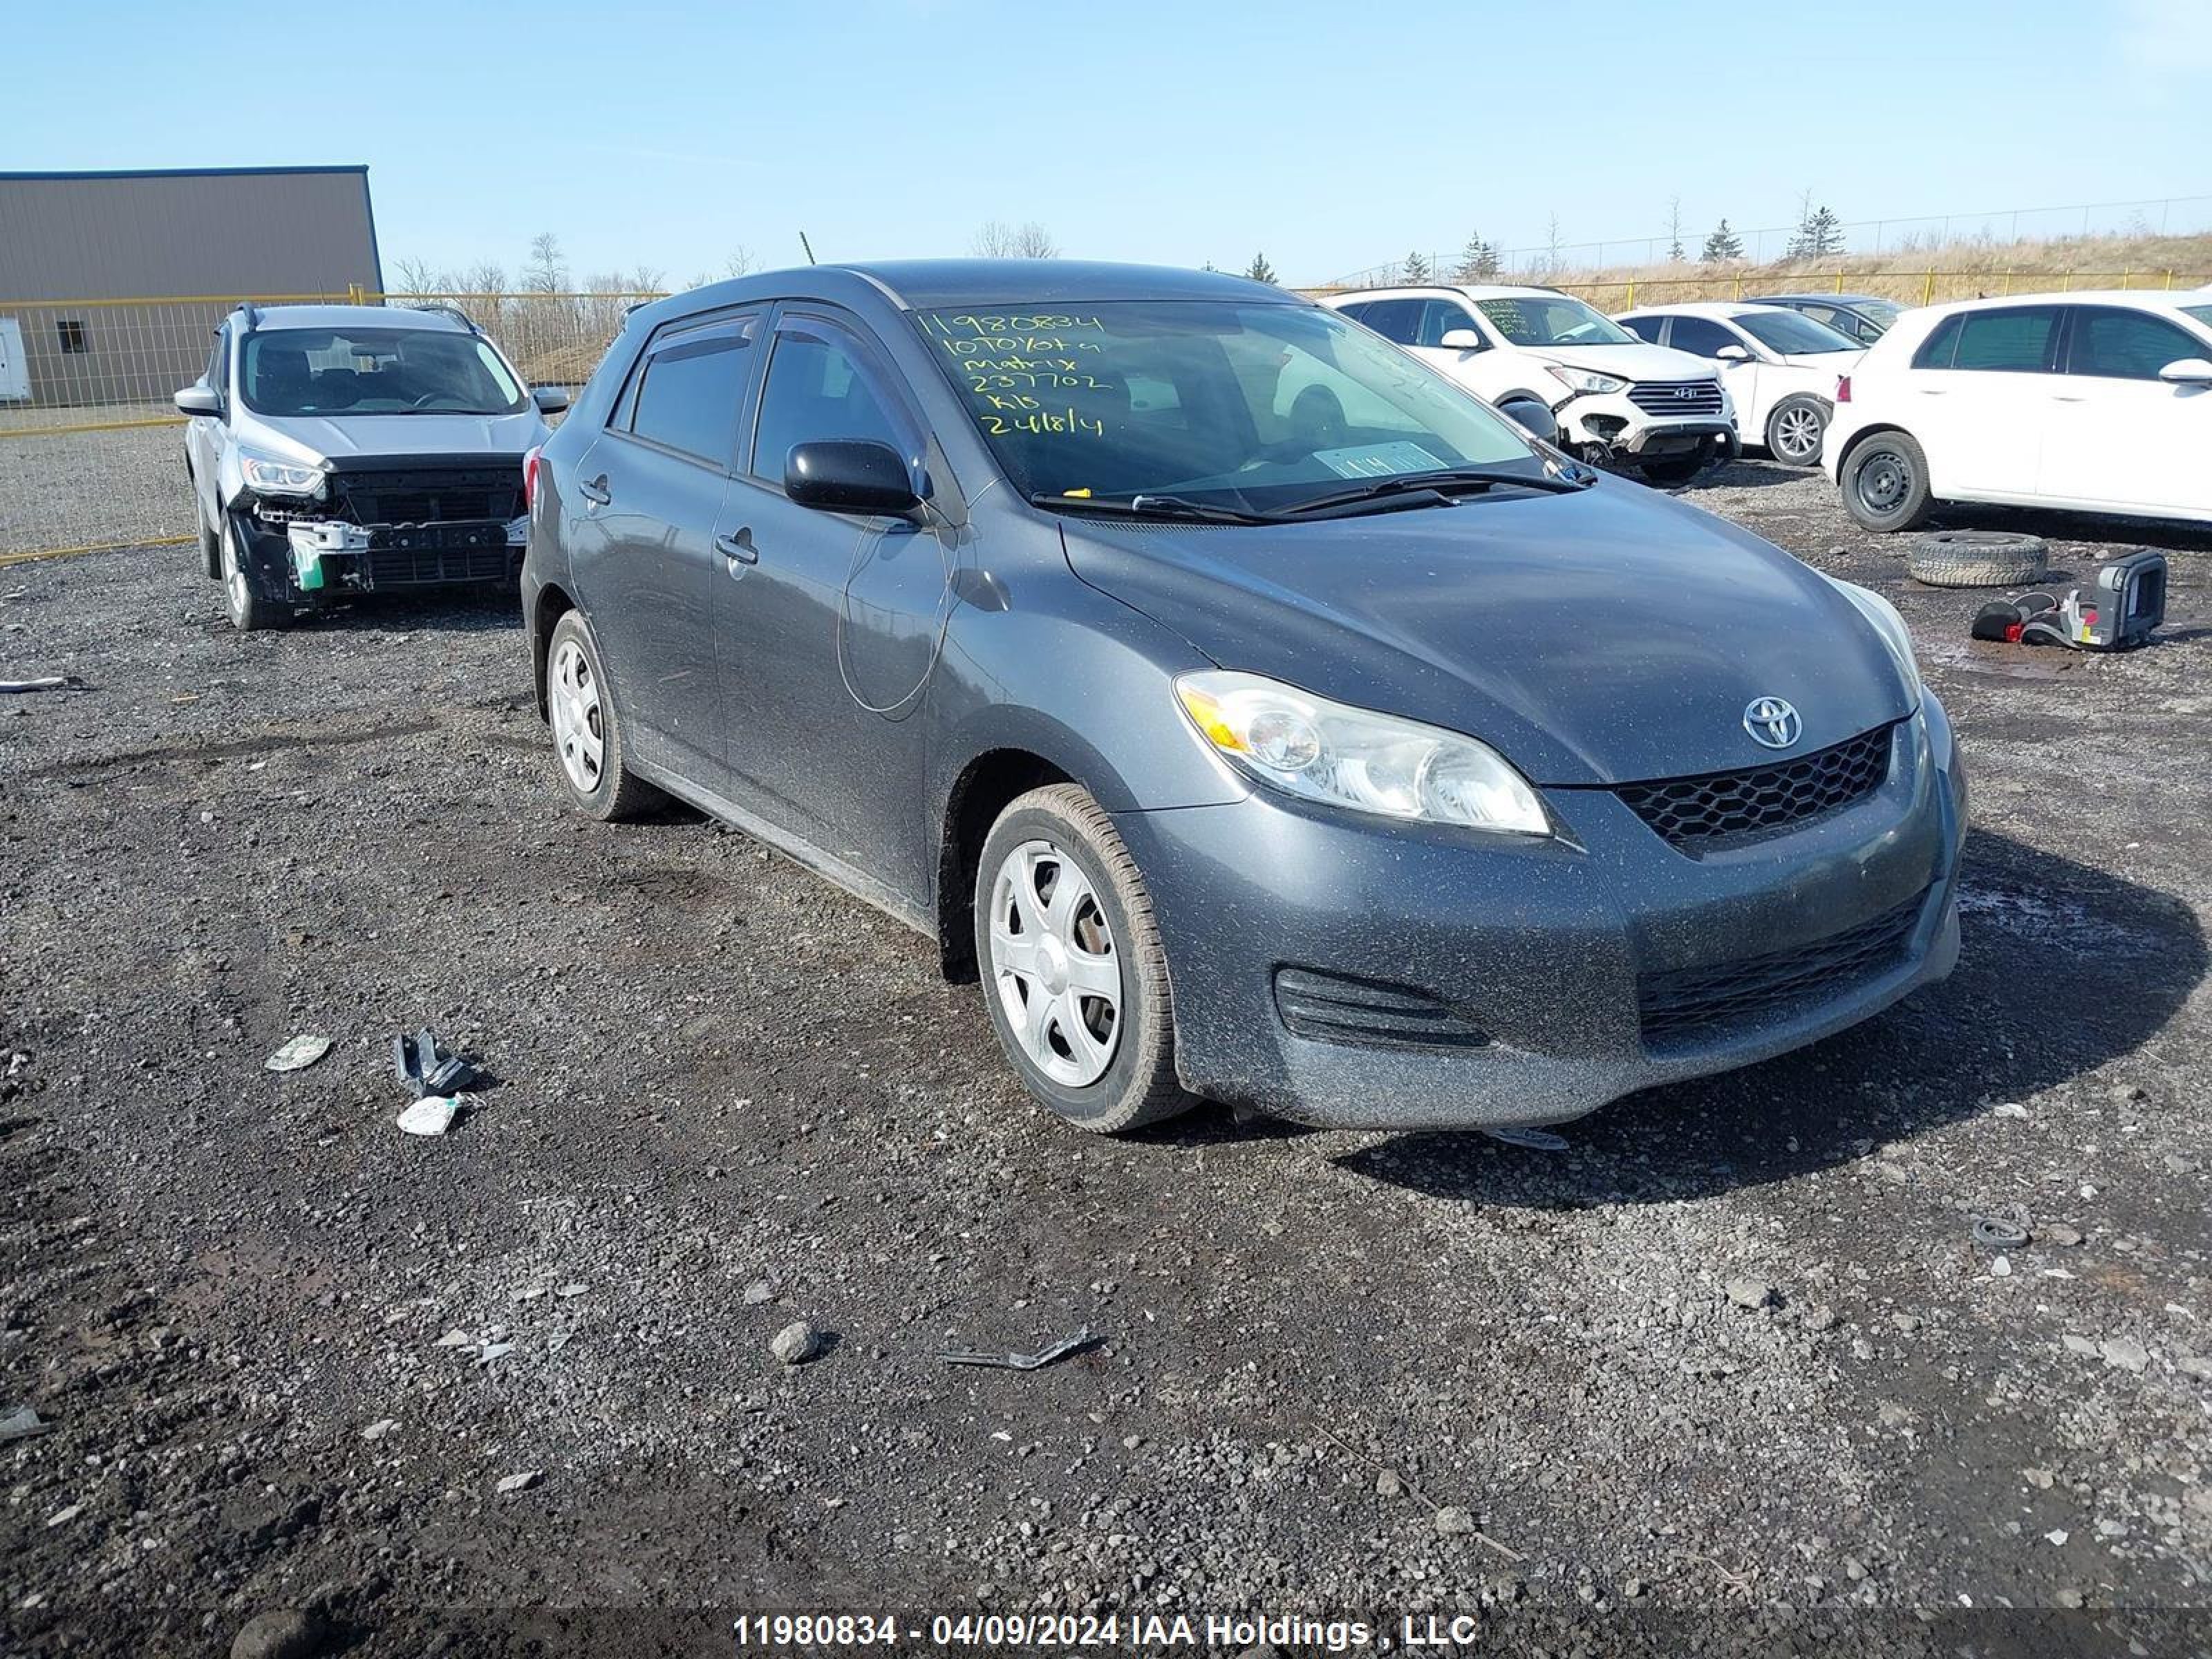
[286,589,525,634]
[1333,827,2206,1206]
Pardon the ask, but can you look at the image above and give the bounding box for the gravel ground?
[0,422,191,559]
[3,462,2210,1656]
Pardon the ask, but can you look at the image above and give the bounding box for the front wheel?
[1841,430,1933,532]
[218,516,288,632]
[973,785,1191,1134]
[1765,395,1828,467]
[1638,453,1707,486]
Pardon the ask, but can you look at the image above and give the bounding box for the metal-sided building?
[0,165,384,408]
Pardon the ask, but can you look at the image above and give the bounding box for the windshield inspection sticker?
[1314,441,1445,478]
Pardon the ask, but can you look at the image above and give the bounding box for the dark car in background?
[521,261,1966,1136]
[176,303,568,630]
[1750,292,1906,344]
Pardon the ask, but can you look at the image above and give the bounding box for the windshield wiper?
[1028,491,1279,525]
[1275,465,1590,518]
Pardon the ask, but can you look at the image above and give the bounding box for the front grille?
[328,465,525,527]
[1626,379,1725,415]
[1638,890,1927,1049]
[1274,967,1489,1051]
[1615,723,1895,849]
[364,545,517,588]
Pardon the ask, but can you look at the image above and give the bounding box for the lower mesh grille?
[1274,967,1490,1051]
[1638,890,1927,1049]
[364,545,517,587]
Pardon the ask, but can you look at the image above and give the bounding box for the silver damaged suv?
[175,303,567,630]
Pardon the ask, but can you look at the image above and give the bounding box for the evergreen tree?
[1700,219,1745,262]
[1402,250,1432,283]
[1244,252,1277,285]
[1454,232,1499,282]
[1788,203,1846,259]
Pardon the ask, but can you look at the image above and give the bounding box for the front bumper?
[1552,385,1737,460]
[1114,694,1966,1130]
[229,509,525,603]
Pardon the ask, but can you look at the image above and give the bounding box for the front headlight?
[239,451,327,498]
[1544,364,1629,396]
[1827,577,1922,701]
[1174,670,1551,836]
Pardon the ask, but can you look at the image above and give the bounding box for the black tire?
[1908,529,2048,588]
[1841,429,1933,532]
[973,783,1191,1135]
[1764,395,1828,467]
[217,514,288,632]
[1639,453,1707,486]
[198,505,221,580]
[545,610,662,821]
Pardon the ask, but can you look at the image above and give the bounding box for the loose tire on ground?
[1907,529,2048,588]
[1765,395,1828,467]
[545,609,662,821]
[1841,429,1934,532]
[973,783,1192,1135]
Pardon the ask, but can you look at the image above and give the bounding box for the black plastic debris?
[938,1327,1095,1371]
[391,1028,478,1099]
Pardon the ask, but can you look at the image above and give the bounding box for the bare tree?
[971,220,1059,259]
[722,247,758,279]
[1666,196,1687,263]
[391,254,440,296]
[523,232,568,295]
[1543,214,1564,275]
[628,264,666,295]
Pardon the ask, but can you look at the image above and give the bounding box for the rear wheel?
[973,784,1191,1134]
[1765,395,1828,467]
[546,609,661,821]
[1841,431,1933,532]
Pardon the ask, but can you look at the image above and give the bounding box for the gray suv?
[175,303,567,630]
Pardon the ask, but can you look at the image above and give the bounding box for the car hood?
[238,409,548,465]
[1060,478,1913,787]
[1520,341,1719,383]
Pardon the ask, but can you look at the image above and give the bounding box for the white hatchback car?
[1323,284,1736,483]
[1618,301,1863,467]
[1825,291,2212,531]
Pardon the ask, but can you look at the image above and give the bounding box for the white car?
[1618,301,1863,467]
[1824,290,2212,532]
[1323,284,1737,483]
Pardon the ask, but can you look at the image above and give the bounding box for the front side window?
[1665,316,1740,358]
[1621,316,1666,344]
[1472,294,1635,348]
[1919,308,2061,374]
[2066,308,2209,380]
[241,328,527,415]
[914,299,1539,511]
[750,325,907,482]
[1735,308,1861,355]
[1415,299,1479,348]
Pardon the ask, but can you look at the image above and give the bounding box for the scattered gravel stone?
[743,1280,776,1305]
[2044,1224,2086,1247]
[2025,1468,2056,1490]
[361,1418,399,1443]
[1434,1506,1477,1537]
[1375,1468,1405,1499]
[2054,1588,2086,1609]
[1805,1304,1839,1333]
[771,1320,824,1365]
[496,1470,542,1495]
[2100,1338,2150,1374]
[1725,1279,1775,1311]
[44,1503,82,1529]
[229,1609,324,1659]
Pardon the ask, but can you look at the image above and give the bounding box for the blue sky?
[10,0,2210,286]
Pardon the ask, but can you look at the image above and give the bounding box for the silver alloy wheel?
[549,637,606,794]
[1773,403,1822,462]
[988,838,1123,1088]
[220,519,249,620]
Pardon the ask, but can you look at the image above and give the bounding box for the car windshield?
[1471,294,1635,348]
[1735,309,1862,355]
[241,327,527,417]
[913,299,1541,512]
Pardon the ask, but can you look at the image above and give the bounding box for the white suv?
[1824,291,2212,532]
[1618,301,1863,467]
[1323,284,1737,483]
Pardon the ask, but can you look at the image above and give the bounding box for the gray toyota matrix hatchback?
[522,262,1965,1135]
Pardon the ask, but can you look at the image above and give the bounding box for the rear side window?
[2066,307,2206,380]
[624,324,756,465]
[1919,307,2061,373]
[1621,315,1666,344]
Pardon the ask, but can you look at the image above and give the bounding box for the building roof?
[0,165,368,182]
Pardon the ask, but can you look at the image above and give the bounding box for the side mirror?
[785,440,921,516]
[1496,397,1559,444]
[174,384,223,418]
[1714,344,1753,363]
[2157,357,2212,386]
[1438,328,1484,351]
[532,386,571,414]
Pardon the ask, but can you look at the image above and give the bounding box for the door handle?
[715,527,758,565]
[1915,388,1947,395]
[2051,394,2087,402]
[578,474,610,505]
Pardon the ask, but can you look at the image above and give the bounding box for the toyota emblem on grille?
[1743,696,1802,749]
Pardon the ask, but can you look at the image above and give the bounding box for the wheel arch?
[933,746,1082,982]
[531,581,579,720]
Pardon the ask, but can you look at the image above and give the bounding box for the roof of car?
[1754,292,1893,307]
[1618,300,1795,320]
[241,303,471,333]
[1915,289,2206,318]
[1323,283,1564,303]
[648,260,1293,321]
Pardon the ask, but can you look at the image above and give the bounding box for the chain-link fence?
[0,288,661,564]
